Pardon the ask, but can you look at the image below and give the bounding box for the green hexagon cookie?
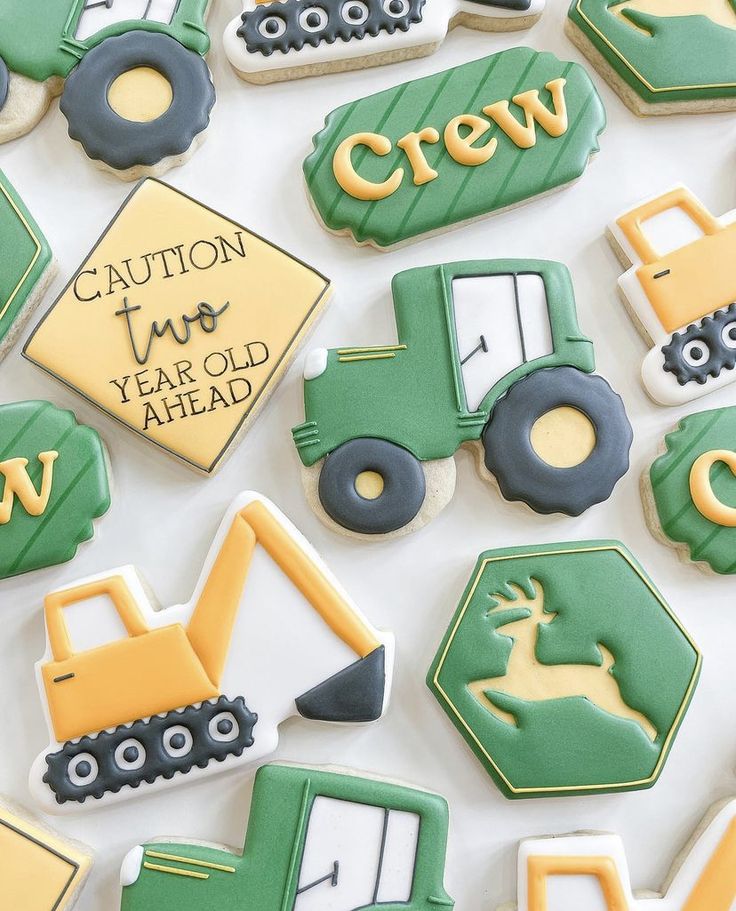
[427,541,701,798]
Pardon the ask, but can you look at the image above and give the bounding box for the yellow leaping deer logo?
[468,579,658,741]
[0,451,59,525]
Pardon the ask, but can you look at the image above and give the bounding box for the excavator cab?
[616,187,736,337]
[42,576,223,745]
[517,834,634,911]
[120,763,454,911]
[612,186,736,404]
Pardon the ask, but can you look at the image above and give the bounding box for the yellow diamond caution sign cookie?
[23,179,331,473]
[0,800,92,910]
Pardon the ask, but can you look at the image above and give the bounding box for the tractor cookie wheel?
[43,696,257,805]
[60,31,215,177]
[483,367,632,516]
[318,438,426,535]
[661,303,736,386]
[238,0,425,56]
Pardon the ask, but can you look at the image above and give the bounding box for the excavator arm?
[681,817,736,911]
[186,498,387,721]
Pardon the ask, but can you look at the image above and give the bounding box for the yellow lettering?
[332,132,403,201]
[0,451,58,525]
[689,450,736,527]
[73,269,101,302]
[444,115,497,166]
[396,127,440,186]
[483,78,568,150]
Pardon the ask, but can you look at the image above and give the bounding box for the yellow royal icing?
[24,180,331,473]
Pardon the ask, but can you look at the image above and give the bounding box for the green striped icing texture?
[0,401,111,579]
[650,407,736,575]
[304,48,606,248]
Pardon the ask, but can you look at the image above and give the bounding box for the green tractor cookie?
[0,1,215,178]
[120,763,453,911]
[292,259,632,538]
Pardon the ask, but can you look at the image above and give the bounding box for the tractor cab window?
[75,0,178,41]
[639,207,704,258]
[293,797,419,911]
[452,273,553,411]
[544,874,613,911]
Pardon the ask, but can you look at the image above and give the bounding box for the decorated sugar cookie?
[0,169,55,361]
[500,797,736,910]
[224,0,545,85]
[427,541,701,798]
[0,400,111,580]
[608,185,736,405]
[30,492,393,813]
[566,0,736,116]
[644,407,736,574]
[303,47,606,249]
[120,762,452,911]
[293,259,632,539]
[0,2,215,179]
[24,179,331,474]
[0,797,92,910]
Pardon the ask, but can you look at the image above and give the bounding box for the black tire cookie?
[60,32,215,178]
[318,438,426,535]
[483,366,632,516]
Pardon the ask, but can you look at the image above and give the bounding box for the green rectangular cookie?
[304,47,606,249]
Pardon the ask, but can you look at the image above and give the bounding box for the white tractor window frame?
[292,797,420,911]
[74,0,180,41]
[450,272,554,413]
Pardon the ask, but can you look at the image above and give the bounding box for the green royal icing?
[0,0,210,82]
[650,407,736,574]
[121,764,453,911]
[303,47,606,248]
[0,170,53,351]
[568,0,736,106]
[293,259,595,467]
[0,400,111,579]
[427,541,701,799]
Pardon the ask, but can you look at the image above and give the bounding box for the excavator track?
[237,0,425,57]
[662,303,736,385]
[43,696,257,805]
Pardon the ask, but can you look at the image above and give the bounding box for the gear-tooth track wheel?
[238,0,425,56]
[42,696,257,805]
[662,303,736,386]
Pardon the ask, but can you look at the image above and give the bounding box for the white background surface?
[1,2,735,909]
